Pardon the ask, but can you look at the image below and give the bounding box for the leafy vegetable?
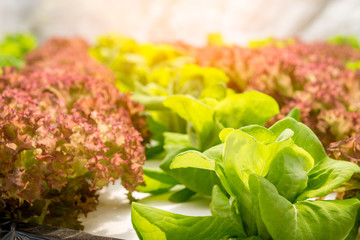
[0,38,147,229]
[0,33,37,70]
[153,91,279,198]
[132,202,245,240]
[25,37,151,142]
[136,168,178,194]
[207,33,227,46]
[328,35,359,49]
[91,34,230,153]
[248,37,294,49]
[249,175,359,240]
[91,35,285,201]
[132,118,360,239]
[162,91,279,150]
[346,60,360,71]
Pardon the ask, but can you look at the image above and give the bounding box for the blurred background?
[1,0,360,45]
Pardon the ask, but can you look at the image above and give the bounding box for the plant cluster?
[0,38,147,229]
[328,35,360,49]
[91,35,290,203]
[0,33,37,71]
[132,118,360,240]
[136,91,279,201]
[25,37,151,142]
[177,39,360,146]
[91,35,231,154]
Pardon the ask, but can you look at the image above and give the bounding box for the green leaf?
[240,237,264,240]
[167,167,221,196]
[131,93,167,110]
[131,202,243,240]
[240,125,277,145]
[297,158,360,200]
[219,128,234,143]
[161,148,221,196]
[170,150,215,171]
[144,166,178,185]
[164,132,190,147]
[214,91,279,129]
[286,107,300,121]
[269,118,360,200]
[345,194,360,240]
[202,143,224,163]
[269,117,327,162]
[327,35,359,48]
[169,188,196,203]
[132,203,167,240]
[200,82,228,100]
[161,131,190,158]
[166,145,222,189]
[136,174,174,194]
[220,125,289,146]
[144,113,170,155]
[213,162,237,214]
[210,185,232,218]
[275,128,294,142]
[210,185,247,236]
[21,150,36,169]
[223,129,293,190]
[249,174,360,240]
[265,146,314,202]
[163,95,219,150]
[136,167,178,194]
[160,147,197,173]
[200,97,219,108]
[178,64,229,92]
[220,129,292,235]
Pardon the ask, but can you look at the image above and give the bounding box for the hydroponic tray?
[81,182,211,240]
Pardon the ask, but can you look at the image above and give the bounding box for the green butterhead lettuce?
[163,91,279,151]
[249,174,359,240]
[163,95,218,150]
[214,91,279,128]
[141,91,279,198]
[265,146,314,202]
[133,117,360,239]
[269,118,360,200]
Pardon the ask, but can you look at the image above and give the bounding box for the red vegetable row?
[176,40,360,145]
[0,38,149,229]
